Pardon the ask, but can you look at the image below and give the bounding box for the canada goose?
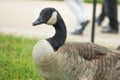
[32,7,120,80]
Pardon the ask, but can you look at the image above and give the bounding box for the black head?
[32,8,58,26]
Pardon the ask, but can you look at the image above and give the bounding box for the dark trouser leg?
[97,3,106,24]
[104,0,118,31]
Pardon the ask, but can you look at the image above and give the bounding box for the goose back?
[57,42,119,80]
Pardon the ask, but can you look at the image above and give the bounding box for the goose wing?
[57,42,119,80]
[58,42,110,60]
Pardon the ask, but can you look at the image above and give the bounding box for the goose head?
[33,8,58,26]
[32,7,67,51]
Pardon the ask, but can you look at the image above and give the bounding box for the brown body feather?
[33,41,120,80]
[57,42,120,80]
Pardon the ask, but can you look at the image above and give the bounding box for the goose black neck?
[47,14,67,51]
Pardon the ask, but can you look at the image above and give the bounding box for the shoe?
[71,29,83,35]
[101,26,118,33]
[81,20,89,30]
[71,20,89,35]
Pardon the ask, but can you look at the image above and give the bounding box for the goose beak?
[32,18,44,26]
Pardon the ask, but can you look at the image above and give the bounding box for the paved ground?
[0,0,120,48]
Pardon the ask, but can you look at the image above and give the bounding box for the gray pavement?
[0,0,120,48]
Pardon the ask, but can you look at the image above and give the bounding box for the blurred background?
[0,0,120,79]
[49,0,120,3]
[0,0,120,47]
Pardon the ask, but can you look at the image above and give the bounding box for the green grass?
[0,34,44,80]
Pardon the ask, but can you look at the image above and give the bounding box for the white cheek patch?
[47,11,57,25]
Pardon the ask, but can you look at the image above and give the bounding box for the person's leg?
[65,0,89,35]
[102,0,119,33]
[76,0,84,11]
[96,3,106,26]
[65,0,87,22]
[107,0,118,31]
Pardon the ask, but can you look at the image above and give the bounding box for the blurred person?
[96,0,119,33]
[65,0,89,35]
[96,3,105,26]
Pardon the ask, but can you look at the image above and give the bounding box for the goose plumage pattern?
[32,7,120,80]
